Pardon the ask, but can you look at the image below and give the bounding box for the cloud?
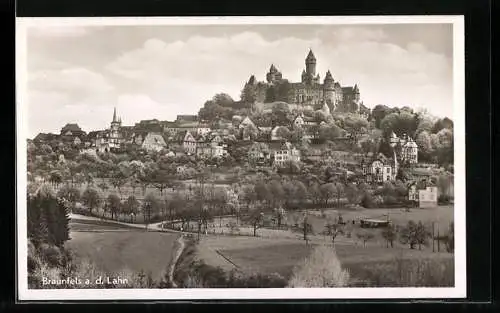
[28,26,95,38]
[107,30,452,116]
[29,67,114,100]
[26,26,454,137]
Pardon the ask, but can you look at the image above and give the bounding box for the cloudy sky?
[23,22,454,138]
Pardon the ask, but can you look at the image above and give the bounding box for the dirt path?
[168,235,185,288]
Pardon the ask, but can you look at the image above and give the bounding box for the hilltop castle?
[244,49,362,113]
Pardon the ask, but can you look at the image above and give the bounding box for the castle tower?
[323,70,336,108]
[266,64,282,84]
[305,49,317,77]
[353,84,360,102]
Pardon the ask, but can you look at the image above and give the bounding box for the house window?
[386,168,390,173]
[386,176,390,181]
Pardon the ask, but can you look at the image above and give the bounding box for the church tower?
[109,107,122,148]
[111,107,121,131]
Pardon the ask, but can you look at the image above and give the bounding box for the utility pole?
[432,221,435,252]
[437,225,440,252]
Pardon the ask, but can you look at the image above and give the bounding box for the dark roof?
[34,133,60,142]
[87,131,104,139]
[342,87,354,93]
[61,123,83,132]
[176,115,198,122]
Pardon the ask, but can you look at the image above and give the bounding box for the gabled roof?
[61,123,84,134]
[342,86,355,93]
[142,132,167,146]
[34,133,60,142]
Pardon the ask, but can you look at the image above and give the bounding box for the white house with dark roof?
[182,131,197,155]
[141,132,167,152]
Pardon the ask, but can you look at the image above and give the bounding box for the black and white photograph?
[16,16,465,300]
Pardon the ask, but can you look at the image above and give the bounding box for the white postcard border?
[16,15,466,300]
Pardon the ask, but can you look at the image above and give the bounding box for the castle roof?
[269,64,278,73]
[306,49,316,62]
[324,70,334,82]
[342,86,354,93]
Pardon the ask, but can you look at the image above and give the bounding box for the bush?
[360,192,375,208]
[39,243,62,267]
[228,270,287,288]
[288,245,350,287]
[438,194,451,205]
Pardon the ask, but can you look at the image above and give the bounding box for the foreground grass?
[66,220,179,283]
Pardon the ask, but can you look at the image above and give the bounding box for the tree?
[380,112,418,137]
[342,114,369,144]
[432,117,454,133]
[240,78,258,104]
[415,221,432,250]
[400,220,423,249]
[268,180,285,209]
[324,218,344,246]
[212,93,235,108]
[143,193,160,226]
[416,130,433,159]
[247,206,265,237]
[356,230,375,248]
[444,222,454,252]
[272,207,286,229]
[28,185,70,247]
[309,183,322,205]
[276,127,292,141]
[124,195,140,222]
[333,183,345,207]
[106,194,121,220]
[371,104,391,128]
[437,128,453,148]
[81,188,99,215]
[254,181,271,206]
[345,183,360,206]
[288,245,350,287]
[300,212,314,242]
[110,170,127,195]
[294,181,308,205]
[381,224,397,248]
[318,124,342,142]
[320,183,336,205]
[56,184,81,211]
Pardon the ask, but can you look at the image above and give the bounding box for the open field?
[66,218,179,281]
[195,232,454,285]
[292,205,454,232]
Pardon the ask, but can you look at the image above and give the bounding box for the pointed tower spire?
[306,48,316,61]
[112,107,117,123]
